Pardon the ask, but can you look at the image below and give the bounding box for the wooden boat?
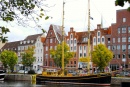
[0,70,6,80]
[36,0,111,84]
[36,73,111,84]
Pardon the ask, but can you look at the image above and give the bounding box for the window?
[74,61,76,64]
[50,32,52,35]
[112,45,116,50]
[113,55,115,58]
[55,46,57,50]
[113,38,115,43]
[98,32,100,36]
[46,46,48,51]
[74,46,76,50]
[123,18,126,22]
[108,38,110,43]
[128,44,130,49]
[74,40,76,43]
[71,40,73,44]
[122,45,126,52]
[50,39,52,43]
[94,38,96,42]
[67,40,69,44]
[71,47,73,51]
[84,53,86,57]
[50,46,52,49]
[128,27,130,33]
[45,54,48,59]
[83,37,88,42]
[122,54,126,58]
[122,37,126,42]
[102,38,104,42]
[98,38,100,42]
[118,28,120,34]
[80,46,82,50]
[118,38,120,42]
[80,53,82,57]
[128,54,130,59]
[117,54,120,59]
[108,46,110,50]
[84,46,86,50]
[128,37,130,42]
[71,34,73,38]
[122,27,126,33]
[117,45,120,50]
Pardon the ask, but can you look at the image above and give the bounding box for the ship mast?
[87,0,90,74]
[61,0,65,76]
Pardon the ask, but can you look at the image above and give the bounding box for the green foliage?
[0,50,18,72]
[0,27,10,43]
[0,0,49,42]
[50,42,75,68]
[115,0,130,11]
[21,46,35,67]
[91,44,113,72]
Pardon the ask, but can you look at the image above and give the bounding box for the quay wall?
[4,74,130,85]
[111,77,130,85]
[4,74,34,81]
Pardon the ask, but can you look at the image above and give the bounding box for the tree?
[115,0,130,11]
[0,0,50,43]
[0,50,18,72]
[21,46,35,70]
[91,44,113,72]
[50,42,75,68]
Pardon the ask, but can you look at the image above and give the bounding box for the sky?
[1,0,130,42]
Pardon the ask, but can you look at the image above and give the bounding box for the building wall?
[110,9,130,71]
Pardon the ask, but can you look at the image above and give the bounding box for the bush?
[28,70,36,74]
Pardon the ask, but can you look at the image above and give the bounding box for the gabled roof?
[51,24,67,43]
[24,33,42,40]
[18,33,43,46]
[1,41,20,52]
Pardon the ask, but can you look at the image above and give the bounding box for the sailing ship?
[36,0,111,85]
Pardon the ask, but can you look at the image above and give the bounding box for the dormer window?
[20,41,22,44]
[27,40,30,43]
[24,41,26,44]
[31,40,34,43]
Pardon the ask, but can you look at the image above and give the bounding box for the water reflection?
[0,81,120,87]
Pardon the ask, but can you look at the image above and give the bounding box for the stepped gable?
[51,24,67,42]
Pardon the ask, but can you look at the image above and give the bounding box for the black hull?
[0,70,6,80]
[36,74,111,84]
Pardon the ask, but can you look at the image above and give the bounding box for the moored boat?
[36,0,112,84]
[36,73,111,84]
[0,70,6,80]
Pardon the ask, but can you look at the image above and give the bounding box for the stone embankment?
[111,77,130,85]
[4,74,130,86]
[4,74,35,81]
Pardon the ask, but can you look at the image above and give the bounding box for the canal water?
[0,81,120,87]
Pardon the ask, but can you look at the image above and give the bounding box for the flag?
[90,16,93,20]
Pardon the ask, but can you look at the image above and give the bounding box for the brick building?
[109,9,130,71]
